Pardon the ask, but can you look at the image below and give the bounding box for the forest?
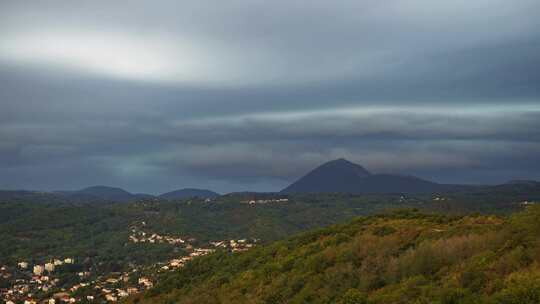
[1,187,539,303]
[129,206,540,304]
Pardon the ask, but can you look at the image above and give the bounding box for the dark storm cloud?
[0,0,539,193]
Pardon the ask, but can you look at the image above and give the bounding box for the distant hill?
[491,180,540,194]
[282,158,446,194]
[503,180,540,186]
[0,190,68,204]
[159,188,219,200]
[0,186,146,204]
[67,185,137,202]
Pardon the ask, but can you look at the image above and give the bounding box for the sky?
[1,0,539,194]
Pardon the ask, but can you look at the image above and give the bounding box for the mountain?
[491,180,540,195]
[0,188,144,204]
[129,206,540,304]
[68,185,136,202]
[0,190,68,204]
[351,174,446,193]
[159,188,219,200]
[281,158,445,194]
[503,180,540,186]
[281,158,371,193]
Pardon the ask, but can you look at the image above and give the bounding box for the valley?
[1,160,540,303]
[1,186,539,303]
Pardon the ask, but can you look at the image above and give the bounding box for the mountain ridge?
[65,185,137,202]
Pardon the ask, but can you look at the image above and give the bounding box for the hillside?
[282,159,446,194]
[53,185,141,203]
[2,188,540,303]
[130,206,540,304]
[159,188,219,200]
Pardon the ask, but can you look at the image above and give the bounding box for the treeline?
[0,201,177,267]
[129,206,540,304]
[0,194,408,264]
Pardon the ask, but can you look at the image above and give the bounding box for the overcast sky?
[1,0,539,194]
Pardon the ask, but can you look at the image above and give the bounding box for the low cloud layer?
[1,1,539,193]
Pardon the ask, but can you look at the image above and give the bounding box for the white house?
[44,263,55,272]
[33,265,44,276]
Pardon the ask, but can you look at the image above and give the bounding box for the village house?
[117,289,129,297]
[138,277,153,288]
[33,265,44,276]
[105,294,118,302]
[44,263,55,273]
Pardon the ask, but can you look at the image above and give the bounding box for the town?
[1,222,257,304]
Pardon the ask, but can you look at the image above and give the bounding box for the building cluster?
[1,258,76,304]
[78,271,147,303]
[2,224,258,303]
[210,239,257,253]
[156,238,257,273]
[242,198,289,205]
[0,259,154,304]
[432,197,449,201]
[155,239,257,272]
[128,223,190,245]
[159,248,215,272]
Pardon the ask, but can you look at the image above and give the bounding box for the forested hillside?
[2,188,539,303]
[130,206,540,304]
[1,187,536,265]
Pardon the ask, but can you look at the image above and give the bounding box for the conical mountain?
[281,158,372,193]
[281,158,445,194]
